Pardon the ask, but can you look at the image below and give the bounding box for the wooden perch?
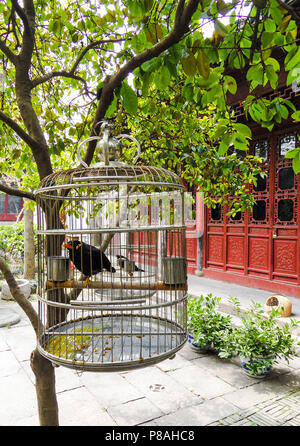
[45,279,187,292]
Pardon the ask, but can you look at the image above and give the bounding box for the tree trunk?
[24,200,35,279]
[30,348,59,426]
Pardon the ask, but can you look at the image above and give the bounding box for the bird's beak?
[62,243,73,249]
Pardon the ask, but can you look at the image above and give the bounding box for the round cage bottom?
[39,313,187,372]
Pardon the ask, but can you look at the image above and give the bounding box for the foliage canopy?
[0,0,299,214]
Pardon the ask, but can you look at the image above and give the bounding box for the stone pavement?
[0,275,300,427]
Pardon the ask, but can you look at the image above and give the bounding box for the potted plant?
[187,294,234,353]
[220,300,300,378]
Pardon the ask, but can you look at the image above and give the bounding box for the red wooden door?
[204,127,300,296]
[271,132,299,284]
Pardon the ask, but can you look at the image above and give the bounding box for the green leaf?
[233,133,248,151]
[261,32,274,48]
[279,104,289,120]
[247,65,263,83]
[218,140,228,155]
[287,67,300,86]
[292,153,300,174]
[127,0,143,17]
[265,57,280,72]
[105,94,118,118]
[214,19,229,37]
[291,110,300,121]
[145,23,164,44]
[233,123,252,139]
[181,54,198,77]
[155,65,171,90]
[141,57,161,72]
[265,65,278,89]
[143,0,153,13]
[285,147,300,159]
[218,133,232,155]
[224,75,237,94]
[214,124,227,139]
[120,82,138,115]
[270,4,284,25]
[264,18,276,32]
[197,71,219,88]
[141,71,153,97]
[279,15,291,33]
[286,47,300,71]
[196,51,210,79]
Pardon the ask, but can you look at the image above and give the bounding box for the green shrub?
[187,294,234,352]
[0,222,37,260]
[219,301,300,363]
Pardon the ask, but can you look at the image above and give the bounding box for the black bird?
[116,255,144,272]
[62,240,116,286]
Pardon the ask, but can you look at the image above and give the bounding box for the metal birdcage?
[35,122,188,372]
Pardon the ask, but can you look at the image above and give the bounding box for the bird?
[62,240,116,286]
[116,255,144,275]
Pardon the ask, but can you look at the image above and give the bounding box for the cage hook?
[77,120,141,167]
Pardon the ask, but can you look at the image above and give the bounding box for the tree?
[0,0,299,426]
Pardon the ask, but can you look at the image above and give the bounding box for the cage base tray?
[39,314,186,372]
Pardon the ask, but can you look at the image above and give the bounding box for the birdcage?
[35,122,188,372]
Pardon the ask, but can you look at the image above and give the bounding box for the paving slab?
[107,397,164,425]
[274,369,300,389]
[142,397,237,426]
[192,354,257,389]
[222,379,291,410]
[0,350,22,377]
[13,414,40,426]
[57,386,117,426]
[124,365,201,414]
[0,335,8,352]
[156,353,192,372]
[0,368,38,426]
[1,324,36,362]
[285,355,300,370]
[21,358,85,393]
[175,343,210,361]
[79,370,144,408]
[168,364,235,399]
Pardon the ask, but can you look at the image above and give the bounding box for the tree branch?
[0,257,41,336]
[0,39,17,65]
[31,70,87,88]
[31,38,126,89]
[84,0,201,165]
[11,0,32,36]
[18,0,35,68]
[0,182,35,201]
[0,109,46,155]
[70,37,127,73]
